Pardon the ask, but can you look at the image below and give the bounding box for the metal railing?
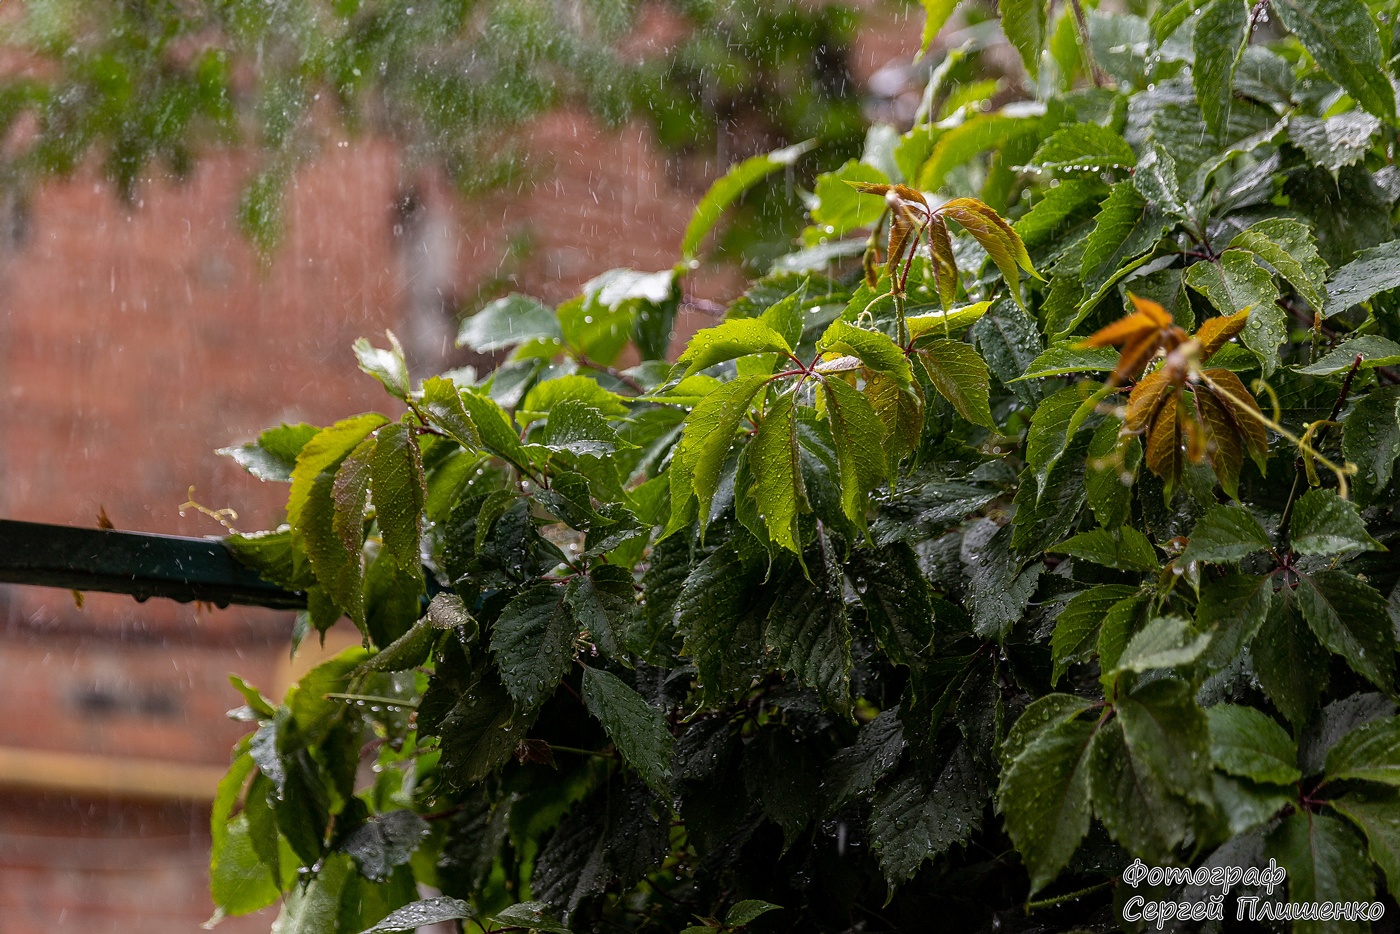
[0,519,306,610]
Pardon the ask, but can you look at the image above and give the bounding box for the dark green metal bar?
[0,519,306,610]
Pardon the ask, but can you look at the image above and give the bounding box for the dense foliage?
[213,0,1400,931]
[0,0,862,255]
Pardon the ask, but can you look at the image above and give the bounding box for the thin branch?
[547,744,616,759]
[575,354,647,394]
[1276,353,1363,541]
[1067,0,1110,88]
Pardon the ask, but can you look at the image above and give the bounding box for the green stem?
[548,744,615,758]
[1067,0,1109,88]
[324,693,419,709]
[1025,880,1112,912]
[1276,352,1363,546]
[893,292,909,348]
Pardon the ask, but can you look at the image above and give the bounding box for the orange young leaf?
[1196,309,1251,361]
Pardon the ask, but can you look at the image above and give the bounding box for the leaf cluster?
[213,1,1400,931]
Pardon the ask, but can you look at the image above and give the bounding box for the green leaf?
[1090,678,1212,863]
[1297,570,1395,691]
[288,414,389,535]
[211,812,281,916]
[343,810,429,883]
[1052,526,1158,572]
[917,113,1036,192]
[826,709,906,808]
[916,339,996,429]
[818,320,913,386]
[273,852,352,934]
[354,332,411,401]
[1113,615,1211,674]
[905,301,992,338]
[541,400,629,457]
[870,744,984,885]
[1265,812,1374,934]
[218,422,320,483]
[1098,593,1151,685]
[1185,251,1284,374]
[1018,343,1118,380]
[565,565,633,658]
[744,728,822,848]
[1179,504,1272,563]
[489,583,576,714]
[1303,695,1400,775]
[1000,695,1095,770]
[972,298,1044,405]
[1151,0,1197,42]
[211,738,275,915]
[683,140,816,260]
[1001,0,1047,79]
[1024,384,1099,480]
[316,435,372,626]
[359,897,476,934]
[1255,586,1330,726]
[458,390,529,466]
[1343,385,1400,501]
[726,900,783,927]
[1079,182,1167,296]
[518,374,628,424]
[1290,488,1384,555]
[1326,240,1400,316]
[758,281,809,349]
[1295,335,1400,375]
[371,423,424,573]
[847,542,936,667]
[1037,388,1115,499]
[489,903,572,934]
[998,716,1096,895]
[1029,124,1136,173]
[666,375,769,534]
[764,532,853,713]
[1193,0,1249,136]
[920,0,960,55]
[1086,419,1139,528]
[1013,179,1107,254]
[419,651,518,787]
[457,294,559,353]
[420,377,481,450]
[229,675,275,719]
[964,520,1042,642]
[1325,716,1400,784]
[1229,218,1328,312]
[1051,585,1140,685]
[1213,774,1293,835]
[1135,146,1188,221]
[747,389,808,554]
[1197,572,1273,672]
[1292,111,1381,174]
[558,285,637,366]
[1011,434,1090,552]
[1270,0,1395,121]
[821,375,889,528]
[677,318,794,378]
[1330,786,1400,896]
[811,160,888,235]
[677,543,768,702]
[582,666,674,795]
[1207,704,1301,785]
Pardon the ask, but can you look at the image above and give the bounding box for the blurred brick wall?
[0,6,921,932]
